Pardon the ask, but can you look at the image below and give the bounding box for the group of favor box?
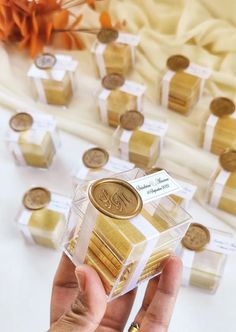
[5,27,236,301]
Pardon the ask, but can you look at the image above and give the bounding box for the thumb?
[49,264,107,332]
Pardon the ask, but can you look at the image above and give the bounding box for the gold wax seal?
[219,150,236,173]
[34,53,56,70]
[23,187,51,210]
[210,97,235,117]
[120,111,144,131]
[88,178,143,220]
[97,28,119,44]
[145,167,164,175]
[102,73,125,90]
[9,113,33,132]
[167,55,190,72]
[182,223,210,251]
[82,147,109,169]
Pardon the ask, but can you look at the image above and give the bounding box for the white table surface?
[0,108,236,332]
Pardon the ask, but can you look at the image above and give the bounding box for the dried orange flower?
[0,1,115,57]
[0,0,86,57]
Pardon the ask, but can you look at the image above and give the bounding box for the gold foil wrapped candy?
[65,169,191,301]
[112,111,168,169]
[16,187,71,249]
[27,53,78,106]
[207,150,236,216]
[98,74,146,128]
[92,32,140,77]
[178,223,228,293]
[7,112,59,168]
[161,55,211,114]
[201,97,236,155]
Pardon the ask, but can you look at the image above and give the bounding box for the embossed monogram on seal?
[167,55,190,72]
[182,223,210,251]
[88,178,143,219]
[210,97,235,117]
[23,187,51,210]
[120,110,144,131]
[34,53,57,70]
[97,28,119,44]
[82,147,109,169]
[9,113,33,132]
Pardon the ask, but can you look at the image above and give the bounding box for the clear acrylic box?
[207,167,236,216]
[27,53,78,106]
[6,112,60,169]
[112,112,168,169]
[64,168,192,301]
[98,79,146,128]
[92,33,140,77]
[177,226,229,293]
[16,187,72,249]
[160,55,211,115]
[200,97,236,155]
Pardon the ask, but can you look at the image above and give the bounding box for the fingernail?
[75,267,86,293]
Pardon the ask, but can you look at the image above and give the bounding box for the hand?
[49,254,182,332]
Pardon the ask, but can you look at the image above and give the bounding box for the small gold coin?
[120,111,144,131]
[83,147,109,169]
[182,223,210,251]
[23,187,51,210]
[88,178,143,220]
[219,150,236,173]
[97,28,119,44]
[9,113,33,132]
[210,97,235,117]
[34,53,56,70]
[167,55,190,72]
[102,73,125,90]
[145,167,164,175]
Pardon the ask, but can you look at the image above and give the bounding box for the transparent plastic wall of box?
[64,169,192,300]
[178,228,229,293]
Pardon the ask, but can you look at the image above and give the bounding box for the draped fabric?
[1,0,236,228]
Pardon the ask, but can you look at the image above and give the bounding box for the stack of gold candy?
[27,53,78,106]
[207,150,236,216]
[178,223,228,293]
[73,146,135,188]
[113,111,168,168]
[7,112,59,168]
[66,169,191,300]
[161,55,211,114]
[92,28,140,77]
[201,97,236,155]
[16,187,71,249]
[98,73,146,128]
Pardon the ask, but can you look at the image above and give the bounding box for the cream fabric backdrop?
[0,0,236,228]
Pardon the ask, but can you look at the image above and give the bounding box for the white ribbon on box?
[6,111,59,167]
[203,112,236,152]
[119,118,168,160]
[75,155,135,183]
[209,169,231,208]
[161,63,212,109]
[98,81,146,125]
[179,228,236,286]
[92,33,140,77]
[27,54,78,104]
[18,192,72,244]
[73,171,184,299]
